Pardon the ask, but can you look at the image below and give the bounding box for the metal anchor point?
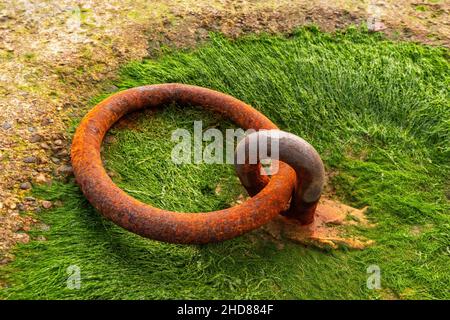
[71,84,325,243]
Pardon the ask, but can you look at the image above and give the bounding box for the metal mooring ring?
[71,83,320,244]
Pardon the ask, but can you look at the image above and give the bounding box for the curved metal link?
[235,130,325,225]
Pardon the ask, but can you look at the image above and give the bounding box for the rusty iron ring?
[71,83,298,244]
[235,130,325,225]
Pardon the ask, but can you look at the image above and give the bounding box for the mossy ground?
[1,27,449,299]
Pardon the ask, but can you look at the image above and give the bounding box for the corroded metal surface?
[235,130,325,225]
[71,83,298,244]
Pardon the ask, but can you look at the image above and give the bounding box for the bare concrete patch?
[264,198,375,250]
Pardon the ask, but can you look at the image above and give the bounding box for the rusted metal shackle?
[235,130,325,225]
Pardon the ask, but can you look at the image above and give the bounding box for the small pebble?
[29,134,42,143]
[20,182,32,190]
[104,135,117,144]
[41,200,52,209]
[105,84,118,93]
[54,139,63,146]
[39,223,50,231]
[40,142,50,150]
[57,164,73,175]
[0,15,11,23]
[15,233,30,244]
[23,156,37,163]
[41,118,53,126]
[2,122,12,130]
[35,173,47,183]
[56,150,68,157]
[51,157,60,164]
